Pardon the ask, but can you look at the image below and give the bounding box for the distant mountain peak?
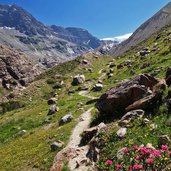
[101,33,133,43]
[0,4,102,67]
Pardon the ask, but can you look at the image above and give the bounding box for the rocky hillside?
[110,2,171,57]
[0,14,171,170]
[0,4,101,67]
[0,44,40,91]
[0,2,171,171]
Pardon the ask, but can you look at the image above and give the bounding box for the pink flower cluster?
[104,144,171,171]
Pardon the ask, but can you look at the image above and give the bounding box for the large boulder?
[95,74,159,115]
[72,75,85,85]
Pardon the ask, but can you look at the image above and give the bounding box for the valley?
[0,2,171,171]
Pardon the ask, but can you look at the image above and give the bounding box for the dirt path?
[50,107,94,171]
[50,89,96,171]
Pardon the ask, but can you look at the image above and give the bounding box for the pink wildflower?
[105,160,113,166]
[152,149,161,157]
[136,156,141,160]
[128,165,133,171]
[116,164,122,169]
[140,147,151,155]
[123,148,129,153]
[133,164,143,170]
[161,145,168,151]
[146,158,154,165]
[133,145,139,151]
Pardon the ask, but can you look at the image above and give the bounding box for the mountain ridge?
[110,2,171,57]
[0,4,102,67]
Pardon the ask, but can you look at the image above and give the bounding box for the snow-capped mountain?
[101,33,133,43]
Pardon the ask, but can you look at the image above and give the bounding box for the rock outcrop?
[95,74,159,116]
[0,45,40,89]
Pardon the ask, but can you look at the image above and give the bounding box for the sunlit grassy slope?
[0,23,171,171]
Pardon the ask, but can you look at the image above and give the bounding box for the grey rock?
[116,128,127,138]
[48,105,58,115]
[118,109,144,127]
[109,62,116,68]
[158,135,171,145]
[51,140,64,151]
[93,83,103,91]
[47,98,57,105]
[72,75,85,85]
[117,148,127,159]
[59,114,73,125]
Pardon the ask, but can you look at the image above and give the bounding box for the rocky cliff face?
[0,4,101,67]
[0,4,51,36]
[51,26,101,49]
[110,2,171,57]
[0,45,40,89]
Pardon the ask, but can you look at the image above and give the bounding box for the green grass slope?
[0,23,171,171]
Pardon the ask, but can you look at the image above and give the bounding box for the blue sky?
[0,0,170,38]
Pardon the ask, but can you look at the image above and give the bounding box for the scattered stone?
[53,93,58,97]
[51,141,64,151]
[158,135,171,145]
[150,123,158,130]
[116,128,127,138]
[18,129,27,135]
[77,102,83,108]
[48,105,58,115]
[109,69,114,73]
[118,109,144,127]
[78,84,89,91]
[93,83,103,91]
[82,59,89,65]
[117,148,127,159]
[59,114,73,125]
[117,64,123,69]
[72,75,85,85]
[140,47,151,56]
[98,80,103,84]
[68,89,76,94]
[107,73,113,78]
[124,60,131,66]
[53,81,64,89]
[88,68,93,73]
[109,62,116,68]
[48,98,57,105]
[143,118,150,124]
